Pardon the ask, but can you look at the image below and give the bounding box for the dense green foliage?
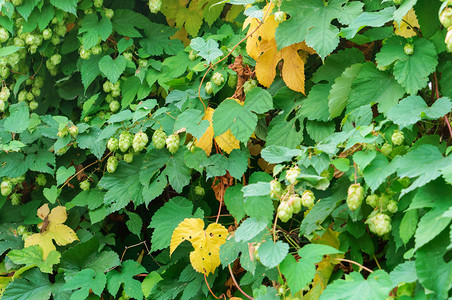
[0,0,452,299]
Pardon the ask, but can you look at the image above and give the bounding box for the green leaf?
[415,229,452,299]
[399,209,418,245]
[393,0,417,24]
[8,246,60,274]
[50,0,77,15]
[77,127,108,160]
[224,184,246,221]
[140,22,180,56]
[261,146,303,164]
[300,84,331,122]
[43,185,60,204]
[0,46,22,57]
[390,261,417,287]
[0,152,28,178]
[235,217,267,242]
[174,109,209,139]
[16,0,40,20]
[62,269,106,300]
[2,268,53,300]
[266,114,304,148]
[319,270,392,300]
[353,150,376,171]
[243,87,273,114]
[79,14,112,49]
[125,211,142,238]
[414,0,441,39]
[80,54,102,90]
[363,154,394,192]
[98,160,144,213]
[190,37,223,63]
[341,7,395,39]
[163,149,191,193]
[331,158,350,172]
[67,188,105,210]
[280,244,342,294]
[387,96,452,128]
[59,238,120,276]
[390,38,438,95]
[213,99,256,142]
[112,9,151,37]
[56,166,76,187]
[276,0,348,59]
[305,120,336,143]
[98,55,127,84]
[4,102,30,133]
[106,260,146,299]
[253,286,279,300]
[27,150,56,175]
[258,240,289,269]
[228,149,248,180]
[148,197,203,251]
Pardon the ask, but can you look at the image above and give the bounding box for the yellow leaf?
[195,107,215,155]
[394,9,420,38]
[245,4,315,94]
[170,218,228,275]
[25,204,78,259]
[215,130,240,154]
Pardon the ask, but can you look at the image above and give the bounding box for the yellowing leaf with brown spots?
[244,4,315,94]
[25,204,78,259]
[170,218,228,275]
[195,107,240,155]
[394,9,419,38]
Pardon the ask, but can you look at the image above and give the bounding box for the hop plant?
[107,138,119,152]
[404,43,414,55]
[119,131,133,152]
[446,29,452,52]
[132,131,149,152]
[228,74,237,89]
[274,11,286,24]
[50,53,62,65]
[57,126,69,138]
[205,81,213,95]
[1,180,12,196]
[36,174,47,186]
[288,194,302,214]
[391,130,404,146]
[166,133,180,154]
[212,72,225,86]
[10,193,21,205]
[106,156,119,173]
[243,79,257,94]
[285,166,300,184]
[110,100,120,112]
[188,50,197,61]
[278,201,292,223]
[301,190,315,209]
[149,0,162,13]
[42,28,52,40]
[152,128,167,149]
[440,7,452,28]
[367,212,392,236]
[80,179,90,191]
[69,125,78,137]
[380,143,393,156]
[347,183,364,211]
[387,200,398,213]
[194,185,205,196]
[270,179,283,199]
[16,225,27,236]
[366,194,379,208]
[124,152,134,163]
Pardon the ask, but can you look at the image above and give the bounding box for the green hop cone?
[387,200,398,213]
[367,212,392,236]
[205,82,213,95]
[228,74,237,88]
[80,179,90,191]
[301,190,315,209]
[149,0,162,13]
[166,133,180,154]
[274,11,286,24]
[109,100,120,112]
[403,43,414,55]
[243,79,257,94]
[188,50,197,61]
[36,174,47,186]
[124,152,134,163]
[380,143,393,156]
[288,194,302,214]
[212,72,225,86]
[16,225,27,236]
[366,194,379,208]
[68,125,78,137]
[152,128,167,149]
[347,183,364,211]
[10,193,21,205]
[278,201,292,223]
[106,156,119,173]
[270,179,282,199]
[446,29,452,53]
[132,131,149,152]
[57,126,69,138]
[393,0,403,4]
[194,185,205,196]
[391,130,404,146]
[107,138,119,152]
[440,7,452,28]
[1,180,13,196]
[285,166,300,184]
[398,177,410,188]
[119,131,132,152]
